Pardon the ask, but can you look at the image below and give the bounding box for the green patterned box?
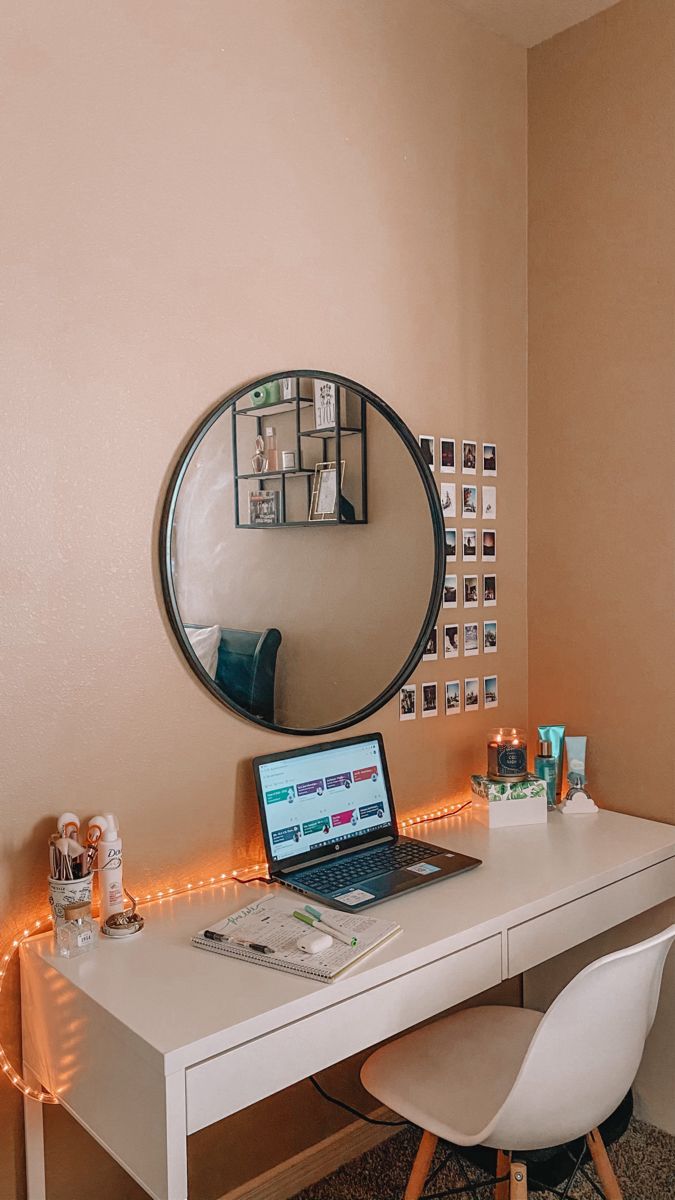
[471,773,547,802]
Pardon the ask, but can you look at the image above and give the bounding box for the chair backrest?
[487,924,675,1150]
[214,627,282,723]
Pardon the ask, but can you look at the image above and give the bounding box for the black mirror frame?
[159,370,445,736]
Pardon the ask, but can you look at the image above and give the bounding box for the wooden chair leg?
[585,1128,624,1200]
[509,1160,528,1199]
[495,1150,510,1200]
[404,1130,438,1200]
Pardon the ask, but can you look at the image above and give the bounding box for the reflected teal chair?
[214,627,282,723]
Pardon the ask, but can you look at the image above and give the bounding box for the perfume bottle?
[56,902,97,958]
[264,427,279,472]
[534,739,557,807]
[251,435,266,474]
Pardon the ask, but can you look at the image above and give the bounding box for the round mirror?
[160,371,444,734]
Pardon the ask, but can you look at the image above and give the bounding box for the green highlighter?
[292,907,358,948]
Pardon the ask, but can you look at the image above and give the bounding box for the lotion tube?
[537,724,565,801]
[98,813,124,926]
[565,736,588,786]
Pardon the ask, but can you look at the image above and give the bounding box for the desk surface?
[23,809,675,1075]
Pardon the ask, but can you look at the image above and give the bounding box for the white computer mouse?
[296,931,333,955]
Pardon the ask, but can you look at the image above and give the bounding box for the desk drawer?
[186,933,502,1133]
[507,856,675,978]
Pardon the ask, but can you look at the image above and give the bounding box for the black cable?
[308,1079,525,1199]
[579,1164,607,1198]
[451,1150,482,1200]
[420,1176,508,1199]
[426,1146,457,1184]
[412,801,472,823]
[559,1142,588,1200]
[309,1074,409,1127]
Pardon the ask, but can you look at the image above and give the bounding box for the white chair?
[361,924,675,1199]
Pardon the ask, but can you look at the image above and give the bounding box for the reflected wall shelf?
[232,376,368,529]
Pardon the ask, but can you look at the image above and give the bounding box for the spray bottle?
[98,813,124,926]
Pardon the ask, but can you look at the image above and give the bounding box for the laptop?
[253,732,481,911]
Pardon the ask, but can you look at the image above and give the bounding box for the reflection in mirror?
[162,373,443,733]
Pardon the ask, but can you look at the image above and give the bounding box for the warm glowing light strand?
[0,916,56,1103]
[0,801,469,1103]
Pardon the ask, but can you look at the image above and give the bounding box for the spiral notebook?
[191,893,400,982]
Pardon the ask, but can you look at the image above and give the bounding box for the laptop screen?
[255,735,395,866]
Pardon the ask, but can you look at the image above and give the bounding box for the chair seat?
[361,1005,543,1147]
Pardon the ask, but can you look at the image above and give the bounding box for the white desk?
[20,809,675,1200]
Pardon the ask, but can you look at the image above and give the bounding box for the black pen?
[204,929,275,955]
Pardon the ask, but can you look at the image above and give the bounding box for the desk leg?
[23,1060,47,1200]
[165,1070,189,1200]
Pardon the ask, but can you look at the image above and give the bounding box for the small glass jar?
[487,727,528,782]
[56,902,97,959]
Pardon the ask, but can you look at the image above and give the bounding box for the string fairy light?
[0,800,470,1104]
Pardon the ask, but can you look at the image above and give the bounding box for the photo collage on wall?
[399,436,499,720]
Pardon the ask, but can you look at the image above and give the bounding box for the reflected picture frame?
[309,460,345,522]
[249,490,280,525]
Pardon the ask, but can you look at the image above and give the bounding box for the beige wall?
[528,0,675,1131]
[0,2,527,1196]
[528,0,675,820]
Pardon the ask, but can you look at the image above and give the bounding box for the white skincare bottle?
[98,813,124,926]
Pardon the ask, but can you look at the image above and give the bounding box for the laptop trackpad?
[337,863,442,901]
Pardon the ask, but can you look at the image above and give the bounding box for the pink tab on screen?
[331,810,356,827]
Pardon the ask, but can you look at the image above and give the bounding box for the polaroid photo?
[484,620,498,653]
[423,626,438,661]
[445,528,457,562]
[483,443,497,476]
[464,678,480,711]
[462,485,477,518]
[440,481,456,520]
[419,435,435,473]
[464,622,479,656]
[483,573,497,606]
[463,574,478,608]
[462,440,477,476]
[462,528,477,562]
[482,529,496,562]
[482,485,497,519]
[484,675,499,708]
[444,624,459,659]
[399,685,416,721]
[440,438,455,474]
[445,680,461,715]
[443,574,458,608]
[422,682,438,718]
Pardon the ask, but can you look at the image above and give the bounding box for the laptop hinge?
[276,834,396,875]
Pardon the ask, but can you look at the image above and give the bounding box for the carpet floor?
[292,1118,675,1200]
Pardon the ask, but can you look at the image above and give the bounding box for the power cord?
[306,1076,603,1200]
[308,1075,409,1127]
[305,1088,530,1200]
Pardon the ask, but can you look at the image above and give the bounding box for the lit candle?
[487,727,528,782]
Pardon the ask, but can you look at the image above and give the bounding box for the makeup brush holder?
[48,873,93,927]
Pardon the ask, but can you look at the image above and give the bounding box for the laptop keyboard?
[291,839,443,893]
